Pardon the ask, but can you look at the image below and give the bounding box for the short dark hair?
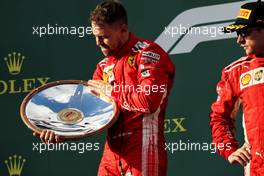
[90,0,128,25]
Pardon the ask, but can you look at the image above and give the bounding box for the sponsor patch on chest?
[142,51,160,60]
[127,56,135,67]
[103,64,115,83]
[240,67,264,90]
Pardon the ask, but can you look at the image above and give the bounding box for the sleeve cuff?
[223,146,238,160]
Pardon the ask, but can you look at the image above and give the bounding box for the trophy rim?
[20,80,119,139]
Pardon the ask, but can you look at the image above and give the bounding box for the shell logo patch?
[241,74,251,86]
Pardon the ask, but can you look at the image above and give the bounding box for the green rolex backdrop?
[1,0,249,175]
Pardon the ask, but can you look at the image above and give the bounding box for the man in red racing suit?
[210,55,264,175]
[37,1,175,175]
[210,1,264,175]
[89,1,175,176]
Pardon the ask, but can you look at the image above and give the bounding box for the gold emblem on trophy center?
[57,108,83,124]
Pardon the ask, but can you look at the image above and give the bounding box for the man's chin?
[101,50,110,57]
[245,50,253,56]
[101,49,114,57]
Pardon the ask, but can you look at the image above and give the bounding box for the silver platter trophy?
[20,80,119,139]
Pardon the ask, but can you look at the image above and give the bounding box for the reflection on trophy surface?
[20,80,119,139]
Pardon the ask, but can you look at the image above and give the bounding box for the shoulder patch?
[132,41,150,52]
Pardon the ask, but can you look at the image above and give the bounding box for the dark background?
[1,0,248,175]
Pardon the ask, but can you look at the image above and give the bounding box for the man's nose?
[237,35,245,44]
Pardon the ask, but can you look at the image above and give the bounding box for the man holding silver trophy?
[35,0,175,175]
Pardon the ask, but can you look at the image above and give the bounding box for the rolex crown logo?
[4,155,26,176]
[4,52,25,75]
